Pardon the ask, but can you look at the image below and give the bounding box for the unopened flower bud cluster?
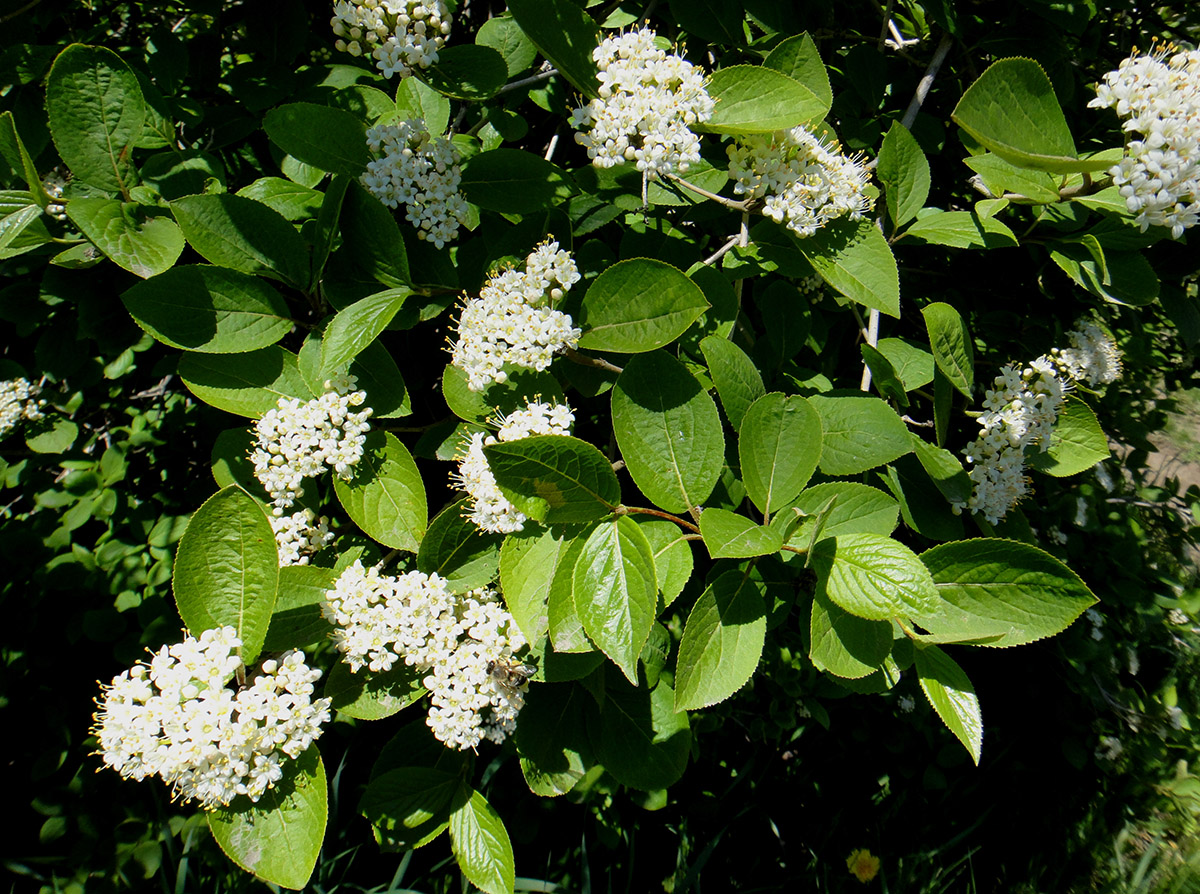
[43,172,67,221]
[1089,45,1200,238]
[0,377,45,439]
[455,400,575,534]
[322,561,529,749]
[364,119,468,248]
[728,126,874,237]
[955,322,1122,524]
[92,626,331,809]
[570,28,715,179]
[331,0,450,80]
[271,509,335,566]
[450,241,581,392]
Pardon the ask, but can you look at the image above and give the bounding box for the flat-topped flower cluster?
[956,321,1122,524]
[322,561,529,749]
[92,627,331,809]
[450,241,581,392]
[364,118,468,248]
[331,0,450,80]
[455,399,576,534]
[570,28,715,179]
[0,377,44,439]
[1090,45,1200,237]
[728,126,874,237]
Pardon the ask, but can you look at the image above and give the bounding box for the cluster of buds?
[0,377,44,439]
[331,0,450,80]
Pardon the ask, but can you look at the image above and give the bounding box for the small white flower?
[271,509,335,566]
[331,0,451,80]
[0,377,45,438]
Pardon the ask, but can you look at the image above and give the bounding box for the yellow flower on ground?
[846,848,881,883]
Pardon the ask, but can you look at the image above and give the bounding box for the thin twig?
[611,459,626,472]
[900,33,954,129]
[563,347,623,375]
[666,174,753,212]
[703,234,741,267]
[901,415,935,428]
[497,68,559,95]
[544,130,560,162]
[620,505,701,534]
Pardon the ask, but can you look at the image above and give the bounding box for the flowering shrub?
[4,1,1200,892]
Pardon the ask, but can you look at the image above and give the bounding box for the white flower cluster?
[92,627,331,809]
[0,377,44,439]
[727,126,874,238]
[251,375,372,516]
[570,28,715,179]
[450,241,582,392]
[364,119,468,249]
[455,400,575,534]
[956,322,1122,524]
[1089,45,1200,237]
[331,0,450,80]
[322,561,529,749]
[271,509,335,566]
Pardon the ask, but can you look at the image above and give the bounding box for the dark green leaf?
[459,149,575,213]
[263,103,370,176]
[484,435,620,524]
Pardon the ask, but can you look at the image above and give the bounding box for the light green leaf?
[809,586,892,679]
[417,499,502,593]
[675,569,767,709]
[172,485,279,665]
[335,431,427,552]
[964,153,1060,203]
[499,523,564,646]
[904,211,1017,249]
[448,786,515,894]
[326,661,425,721]
[861,343,908,407]
[237,178,323,221]
[701,65,827,133]
[812,533,939,621]
[1027,395,1110,477]
[611,351,724,514]
[877,122,930,228]
[914,538,1097,647]
[789,482,899,542]
[916,645,983,765]
[122,265,292,353]
[911,435,973,505]
[876,337,934,391]
[808,393,912,476]
[506,0,599,97]
[590,668,690,790]
[459,149,575,213]
[792,217,900,318]
[441,364,563,425]
[578,259,709,353]
[208,747,327,890]
[572,516,657,684]
[172,194,310,288]
[699,508,782,559]
[700,334,765,430]
[395,77,452,135]
[739,392,822,515]
[547,533,591,653]
[66,198,184,279]
[46,44,144,192]
[922,302,974,398]
[263,103,370,177]
[321,289,410,375]
[762,33,832,115]
[179,345,314,417]
[476,16,537,79]
[634,517,693,606]
[484,435,620,524]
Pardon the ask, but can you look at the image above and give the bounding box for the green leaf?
[789,482,899,542]
[422,44,509,100]
[122,265,292,353]
[699,508,783,559]
[860,343,908,406]
[417,499,502,593]
[442,364,563,425]
[237,178,323,221]
[178,345,313,417]
[590,668,691,790]
[809,586,892,679]
[208,747,327,890]
[499,523,564,645]
[876,337,934,391]
[808,393,912,476]
[646,159,729,207]
[922,303,974,398]
[476,16,537,79]
[448,786,515,894]
[339,181,411,288]
[142,150,227,201]
[459,149,575,213]
[904,211,1017,249]
[964,153,1060,203]
[547,533,591,653]
[577,259,709,353]
[360,766,462,851]
[611,351,724,514]
[484,435,621,524]
[916,645,983,765]
[310,175,349,285]
[951,58,1107,173]
[66,198,184,278]
[672,0,745,45]
[913,538,1097,647]
[911,435,973,505]
[395,77,452,135]
[701,65,826,134]
[263,103,370,177]
[26,418,78,454]
[762,33,832,115]
[634,517,693,606]
[320,289,410,375]
[325,661,425,721]
[515,683,594,797]
[1027,395,1110,477]
[738,392,822,515]
[675,569,767,709]
[792,217,900,318]
[46,44,144,192]
[812,533,939,621]
[335,431,427,552]
[0,112,51,205]
[263,565,336,652]
[0,204,43,256]
[1049,244,1159,307]
[506,0,599,97]
[700,335,765,430]
[877,122,930,228]
[172,194,310,288]
[172,485,278,665]
[572,516,657,684]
